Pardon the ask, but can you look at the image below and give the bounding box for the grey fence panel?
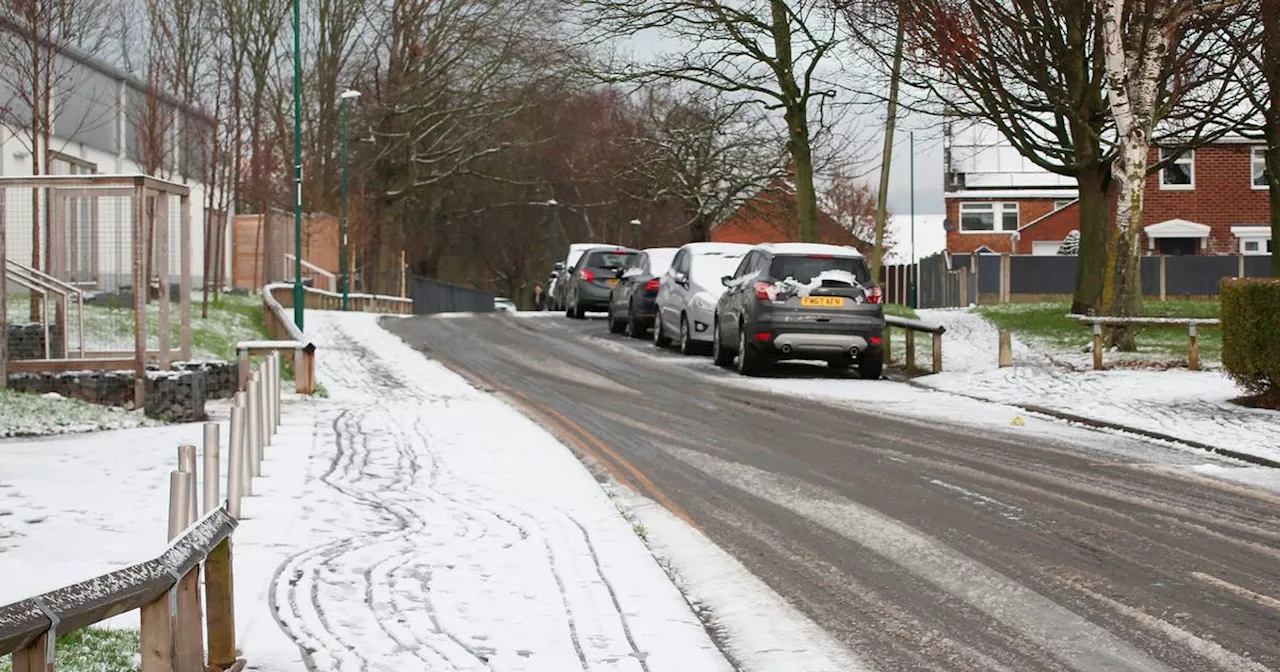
[1166,256,1237,296]
[978,255,1002,294]
[1009,255,1075,295]
[1244,255,1273,277]
[410,276,496,314]
[1140,257,1160,295]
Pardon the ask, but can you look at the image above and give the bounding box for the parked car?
[565,246,640,318]
[493,297,517,313]
[711,242,885,378]
[653,242,753,354]
[552,243,610,311]
[606,247,679,338]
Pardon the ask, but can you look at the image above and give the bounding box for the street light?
[291,0,303,329]
[339,89,361,312]
[630,219,642,248]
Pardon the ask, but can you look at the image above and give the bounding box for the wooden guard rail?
[884,315,947,374]
[0,509,242,672]
[1070,315,1220,371]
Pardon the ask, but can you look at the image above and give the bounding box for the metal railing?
[283,253,338,292]
[0,354,285,672]
[4,259,87,359]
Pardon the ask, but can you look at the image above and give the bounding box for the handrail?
[1068,314,1218,371]
[284,254,336,281]
[4,260,87,358]
[302,284,412,305]
[884,315,946,373]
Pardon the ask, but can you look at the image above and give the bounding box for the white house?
[0,22,230,292]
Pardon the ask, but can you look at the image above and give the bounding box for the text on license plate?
[801,296,844,307]
[608,278,619,286]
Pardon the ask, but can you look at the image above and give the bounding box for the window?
[959,202,1019,233]
[1159,148,1194,189]
[769,255,872,283]
[1053,200,1075,211]
[1241,239,1273,255]
[1253,147,1269,189]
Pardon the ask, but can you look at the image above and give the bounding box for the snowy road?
[387,312,1280,672]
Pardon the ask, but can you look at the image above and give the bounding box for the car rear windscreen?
[770,255,871,283]
[585,250,637,269]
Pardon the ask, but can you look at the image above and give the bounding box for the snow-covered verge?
[916,309,1280,465]
[0,389,157,438]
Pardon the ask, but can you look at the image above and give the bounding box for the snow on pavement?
[915,309,1280,465]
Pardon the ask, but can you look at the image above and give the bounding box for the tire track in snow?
[270,313,658,672]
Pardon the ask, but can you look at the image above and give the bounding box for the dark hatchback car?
[565,246,640,318]
[607,247,678,337]
[712,243,885,378]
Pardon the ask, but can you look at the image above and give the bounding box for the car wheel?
[712,319,733,367]
[653,311,673,348]
[679,316,695,355]
[626,303,644,339]
[736,324,760,376]
[608,306,625,334]
[565,291,576,318]
[858,353,884,380]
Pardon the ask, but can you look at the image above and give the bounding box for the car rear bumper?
[575,281,615,309]
[633,294,659,320]
[745,318,883,360]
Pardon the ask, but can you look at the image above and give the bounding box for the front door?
[1157,237,1197,256]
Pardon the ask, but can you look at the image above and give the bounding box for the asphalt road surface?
[384,313,1280,672]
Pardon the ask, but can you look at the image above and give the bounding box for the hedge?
[1220,277,1280,407]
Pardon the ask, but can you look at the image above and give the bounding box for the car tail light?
[645,279,660,291]
[870,335,883,345]
[754,332,772,341]
[753,282,772,300]
[579,269,595,282]
[865,286,883,304]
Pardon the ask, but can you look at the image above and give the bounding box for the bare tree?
[627,86,790,243]
[822,167,889,256]
[1099,0,1247,346]
[576,0,849,243]
[1233,0,1280,275]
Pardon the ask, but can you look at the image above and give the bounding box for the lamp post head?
[339,89,362,101]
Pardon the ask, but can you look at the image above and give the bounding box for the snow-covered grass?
[0,628,139,672]
[0,389,156,437]
[976,300,1221,364]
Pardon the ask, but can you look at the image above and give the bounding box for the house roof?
[1143,218,1211,237]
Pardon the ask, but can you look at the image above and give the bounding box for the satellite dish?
[943,217,955,231]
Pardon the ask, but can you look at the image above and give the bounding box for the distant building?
[943,120,1271,257]
[0,18,230,289]
[710,179,872,252]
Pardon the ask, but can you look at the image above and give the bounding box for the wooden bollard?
[1188,323,1200,371]
[931,331,943,373]
[884,325,893,363]
[1092,322,1104,371]
[905,329,916,370]
[998,329,1013,368]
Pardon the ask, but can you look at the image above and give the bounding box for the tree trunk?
[1263,0,1280,275]
[789,110,818,243]
[1071,163,1111,314]
[871,20,905,279]
[1102,138,1147,350]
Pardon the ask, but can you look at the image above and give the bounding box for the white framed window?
[959,202,1019,233]
[1053,199,1075,211]
[1159,148,1194,189]
[1232,225,1273,256]
[1253,147,1269,190]
[1241,239,1273,255]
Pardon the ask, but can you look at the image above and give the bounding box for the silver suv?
[711,243,885,378]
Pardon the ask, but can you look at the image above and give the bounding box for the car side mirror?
[674,272,688,287]
[721,275,733,287]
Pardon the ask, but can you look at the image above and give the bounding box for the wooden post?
[206,538,237,671]
[1092,322,1103,371]
[1188,323,1200,371]
[1000,254,1011,303]
[905,329,916,370]
[203,423,220,513]
[972,254,981,306]
[11,633,50,672]
[931,331,943,373]
[177,568,205,672]
[237,348,250,391]
[400,250,408,298]
[139,592,175,672]
[157,191,171,368]
[998,329,1012,368]
[133,181,148,410]
[959,270,969,307]
[1238,254,1245,278]
[1159,255,1167,302]
[884,325,893,363]
[180,191,192,360]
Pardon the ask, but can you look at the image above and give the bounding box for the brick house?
[710,180,872,252]
[944,124,1272,257]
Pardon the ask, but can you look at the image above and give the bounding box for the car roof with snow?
[754,242,864,257]
[679,242,753,256]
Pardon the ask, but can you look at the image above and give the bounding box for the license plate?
[801,296,844,307]
[608,278,619,287]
